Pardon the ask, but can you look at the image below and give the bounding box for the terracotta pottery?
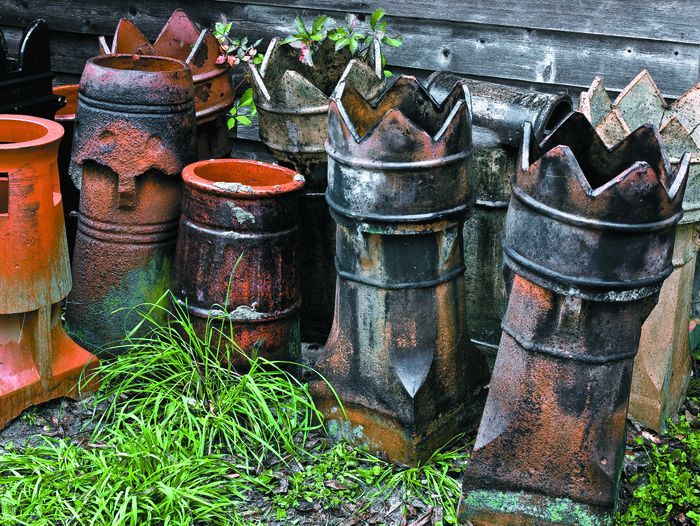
[311,61,488,465]
[0,114,98,429]
[99,9,235,161]
[65,54,196,353]
[174,159,304,367]
[580,71,700,431]
[459,113,689,525]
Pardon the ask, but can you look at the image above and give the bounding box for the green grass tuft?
[91,292,325,468]
[0,420,250,526]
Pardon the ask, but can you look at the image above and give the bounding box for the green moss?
[460,489,613,526]
[67,251,173,350]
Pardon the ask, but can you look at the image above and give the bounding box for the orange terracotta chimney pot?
[0,114,98,429]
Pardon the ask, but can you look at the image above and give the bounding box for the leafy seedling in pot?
[281,15,335,67]
[212,17,264,129]
[282,8,403,77]
[329,8,403,77]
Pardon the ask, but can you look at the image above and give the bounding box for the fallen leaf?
[641,430,661,444]
[409,506,434,526]
[324,479,346,490]
[386,501,402,516]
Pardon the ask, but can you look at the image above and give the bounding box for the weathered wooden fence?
[1,0,699,126]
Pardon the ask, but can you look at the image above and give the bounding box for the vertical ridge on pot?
[173,159,304,367]
[312,62,488,465]
[65,54,196,354]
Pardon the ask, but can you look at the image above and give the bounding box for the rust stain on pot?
[0,114,98,429]
[311,61,488,465]
[75,119,181,183]
[174,159,304,368]
[65,54,196,354]
[580,71,700,431]
[100,9,234,160]
[459,113,690,525]
[427,72,572,371]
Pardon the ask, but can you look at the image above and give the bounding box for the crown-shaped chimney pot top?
[580,69,700,154]
[327,66,471,164]
[152,9,201,59]
[579,70,700,222]
[518,112,689,226]
[110,19,155,55]
[101,10,233,122]
[502,112,689,298]
[254,37,354,105]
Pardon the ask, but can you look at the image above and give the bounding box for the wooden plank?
[3,0,699,45]
[2,0,697,96]
[385,19,699,98]
[221,0,700,45]
[3,19,695,98]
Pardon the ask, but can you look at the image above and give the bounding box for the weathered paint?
[0,20,62,119]
[0,114,98,430]
[65,54,196,354]
[311,61,488,465]
[427,72,572,370]
[580,71,700,431]
[173,159,304,367]
[459,113,689,525]
[251,40,380,343]
[99,9,234,160]
[53,83,80,260]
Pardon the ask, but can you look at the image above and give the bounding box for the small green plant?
[370,437,470,524]
[268,442,385,519]
[213,18,263,69]
[212,17,264,130]
[617,415,700,525]
[328,8,403,77]
[283,8,403,75]
[281,14,335,67]
[260,436,469,524]
[18,408,39,426]
[228,87,255,129]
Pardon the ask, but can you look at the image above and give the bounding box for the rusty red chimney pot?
[174,159,304,367]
